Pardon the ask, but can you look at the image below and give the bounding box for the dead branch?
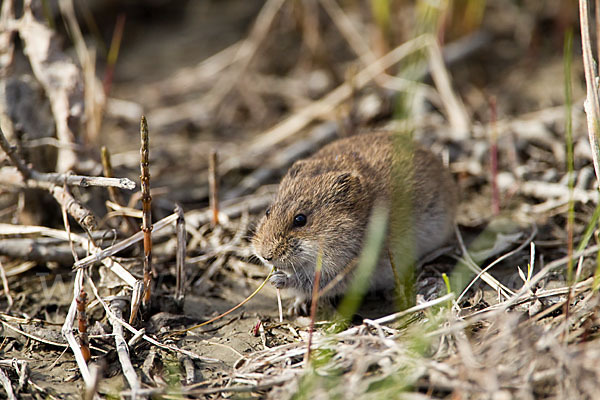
[50,184,96,231]
[0,125,135,190]
[36,173,135,190]
[0,238,87,263]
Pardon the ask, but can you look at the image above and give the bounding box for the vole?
[252,131,458,313]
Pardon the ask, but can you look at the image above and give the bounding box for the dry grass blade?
[340,293,454,335]
[0,318,66,347]
[181,268,274,333]
[500,243,600,311]
[305,251,323,365]
[454,225,515,299]
[427,37,470,138]
[579,0,600,186]
[456,226,537,303]
[84,363,102,400]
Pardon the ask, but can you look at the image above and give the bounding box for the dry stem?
[76,289,91,362]
[140,116,153,306]
[175,204,186,305]
[61,269,92,384]
[74,212,178,269]
[579,0,600,187]
[208,150,220,226]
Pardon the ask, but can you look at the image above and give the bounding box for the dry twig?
[0,367,16,400]
[109,299,141,399]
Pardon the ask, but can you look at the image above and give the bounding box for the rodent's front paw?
[269,271,290,289]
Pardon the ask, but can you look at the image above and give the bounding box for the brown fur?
[252,131,458,310]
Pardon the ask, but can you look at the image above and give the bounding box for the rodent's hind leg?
[289,296,310,316]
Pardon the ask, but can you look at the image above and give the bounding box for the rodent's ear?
[287,160,309,179]
[332,172,361,196]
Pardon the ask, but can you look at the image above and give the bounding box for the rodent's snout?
[251,226,276,264]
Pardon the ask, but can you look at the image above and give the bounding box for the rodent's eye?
[293,214,307,227]
[265,207,271,218]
